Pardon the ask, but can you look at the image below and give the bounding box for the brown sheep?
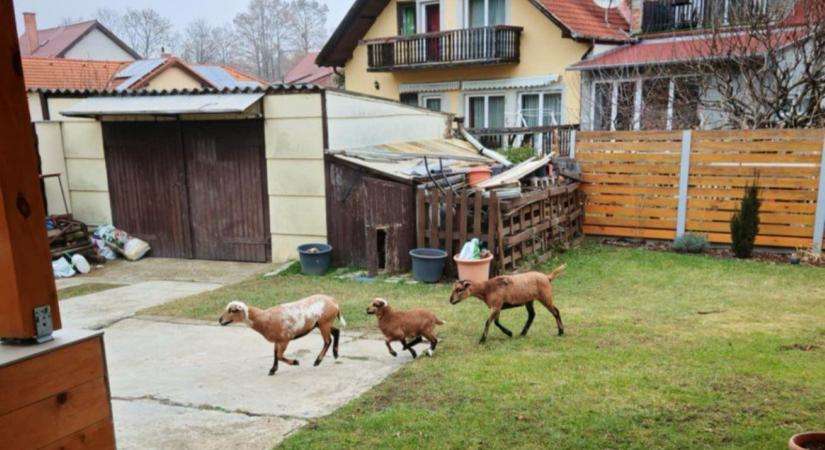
[366,298,444,358]
[218,295,345,375]
[449,264,566,343]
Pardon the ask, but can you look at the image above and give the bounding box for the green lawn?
[58,283,124,300]
[141,241,825,449]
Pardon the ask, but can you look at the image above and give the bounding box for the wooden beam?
[0,2,61,339]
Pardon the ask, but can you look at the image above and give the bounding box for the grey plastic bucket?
[297,243,333,275]
[409,248,448,283]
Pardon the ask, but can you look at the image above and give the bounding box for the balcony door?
[422,2,441,61]
[468,0,506,27]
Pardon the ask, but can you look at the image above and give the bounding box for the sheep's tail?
[547,264,567,281]
[337,308,347,327]
[435,318,446,326]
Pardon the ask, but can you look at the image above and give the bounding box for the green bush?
[730,180,761,258]
[500,146,536,164]
[672,233,710,254]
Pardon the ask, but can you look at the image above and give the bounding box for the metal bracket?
[33,305,54,344]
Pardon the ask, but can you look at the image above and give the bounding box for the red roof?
[569,29,806,70]
[19,20,140,59]
[284,53,335,86]
[533,0,631,42]
[21,57,130,90]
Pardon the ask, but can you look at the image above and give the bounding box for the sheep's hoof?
[425,349,433,357]
[558,329,564,336]
[478,337,487,344]
[268,369,277,376]
[292,360,300,366]
[390,351,397,357]
[313,359,322,367]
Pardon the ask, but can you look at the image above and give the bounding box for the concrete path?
[105,317,408,449]
[59,281,221,330]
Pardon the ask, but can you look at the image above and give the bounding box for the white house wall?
[263,93,328,262]
[63,28,136,61]
[34,121,71,215]
[325,91,451,150]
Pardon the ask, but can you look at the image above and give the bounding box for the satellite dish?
[593,0,620,8]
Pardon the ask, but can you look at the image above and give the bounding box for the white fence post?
[569,129,576,159]
[812,135,825,254]
[676,129,692,238]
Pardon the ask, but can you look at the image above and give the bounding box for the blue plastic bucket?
[297,243,333,275]
[409,248,448,283]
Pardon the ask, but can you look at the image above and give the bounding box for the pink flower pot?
[454,253,493,282]
[789,432,825,450]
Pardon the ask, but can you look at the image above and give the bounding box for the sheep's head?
[449,280,473,304]
[219,301,249,326]
[366,298,388,315]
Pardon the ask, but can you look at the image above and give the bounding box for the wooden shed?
[325,139,495,275]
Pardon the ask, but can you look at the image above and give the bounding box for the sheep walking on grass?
[367,298,444,358]
[219,295,346,375]
[449,264,566,343]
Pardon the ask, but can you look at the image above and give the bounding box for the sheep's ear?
[461,280,471,289]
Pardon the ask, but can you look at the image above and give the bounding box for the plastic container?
[466,166,493,186]
[297,243,333,275]
[789,432,825,450]
[409,248,448,283]
[454,253,494,282]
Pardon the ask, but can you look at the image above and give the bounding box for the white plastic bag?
[459,238,481,260]
[71,254,91,274]
[52,258,76,278]
[94,225,151,261]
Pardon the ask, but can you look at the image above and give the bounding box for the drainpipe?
[459,125,512,167]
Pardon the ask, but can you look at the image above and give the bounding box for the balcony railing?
[642,0,771,33]
[364,25,523,72]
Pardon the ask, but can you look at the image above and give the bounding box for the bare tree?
[287,0,329,56]
[211,24,241,66]
[234,0,292,81]
[118,8,177,58]
[94,8,122,32]
[683,0,825,128]
[60,16,86,26]
[182,19,218,64]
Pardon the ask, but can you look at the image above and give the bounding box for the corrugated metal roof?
[60,93,265,117]
[328,139,494,181]
[27,84,322,96]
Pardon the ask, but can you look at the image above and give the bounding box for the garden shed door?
[102,120,269,262]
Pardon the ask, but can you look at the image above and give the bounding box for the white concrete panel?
[63,28,136,61]
[48,98,94,122]
[264,118,324,159]
[66,159,109,192]
[263,93,322,119]
[70,191,112,225]
[266,160,325,197]
[35,122,72,215]
[62,122,105,158]
[269,196,327,237]
[270,234,327,263]
[27,93,43,121]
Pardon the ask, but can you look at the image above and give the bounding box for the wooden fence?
[576,129,825,250]
[417,183,583,273]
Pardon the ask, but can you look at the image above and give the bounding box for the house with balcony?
[316,0,632,141]
[570,0,819,131]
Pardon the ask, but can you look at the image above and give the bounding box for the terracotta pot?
[454,253,493,282]
[790,432,825,450]
[466,166,492,186]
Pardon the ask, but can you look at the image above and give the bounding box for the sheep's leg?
[314,323,333,367]
[269,343,279,376]
[276,340,300,366]
[402,337,422,359]
[520,302,536,336]
[331,327,340,359]
[494,318,513,337]
[538,296,564,336]
[422,331,438,356]
[480,308,501,344]
[385,339,398,357]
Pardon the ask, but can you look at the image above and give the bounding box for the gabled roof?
[285,52,335,86]
[22,57,131,90]
[22,56,265,92]
[19,20,141,59]
[316,0,631,67]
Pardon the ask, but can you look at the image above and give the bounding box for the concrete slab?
[112,399,304,450]
[104,318,409,418]
[79,257,275,285]
[60,281,221,330]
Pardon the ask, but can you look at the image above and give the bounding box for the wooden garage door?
[182,121,269,262]
[103,122,193,259]
[102,120,269,262]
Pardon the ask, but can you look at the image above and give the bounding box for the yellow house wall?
[343,0,588,123]
[143,67,204,91]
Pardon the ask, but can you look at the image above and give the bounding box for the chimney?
[629,0,643,35]
[23,12,39,53]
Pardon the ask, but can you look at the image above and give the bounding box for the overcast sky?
[13,0,353,41]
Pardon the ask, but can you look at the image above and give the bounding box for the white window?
[590,77,700,131]
[466,0,506,27]
[420,94,444,112]
[466,94,506,128]
[519,92,562,126]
